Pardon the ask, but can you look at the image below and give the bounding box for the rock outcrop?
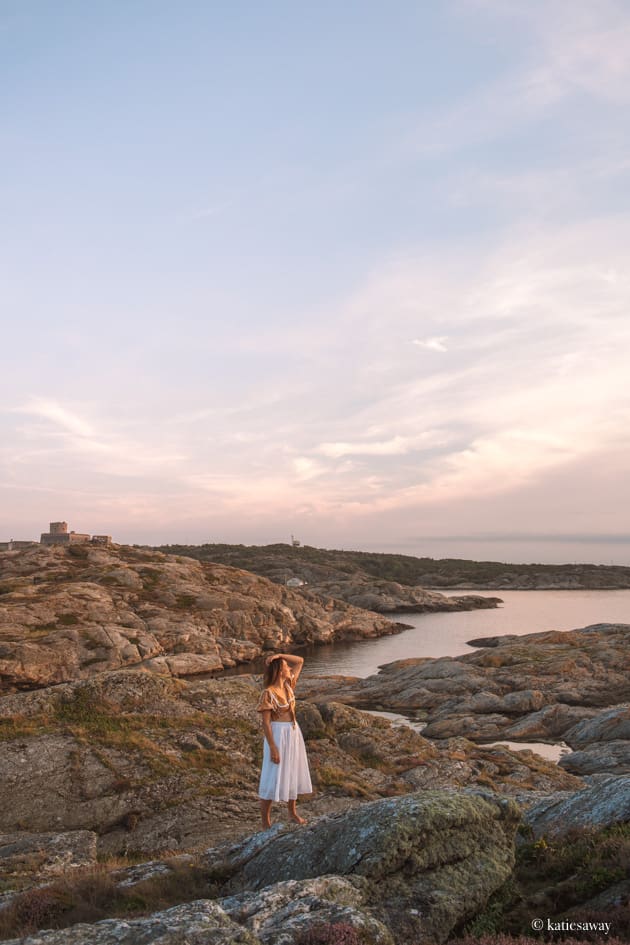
[0,791,519,945]
[207,790,520,944]
[559,705,630,776]
[300,625,630,767]
[304,576,501,613]
[524,775,630,837]
[0,669,578,859]
[0,830,97,884]
[1,900,259,945]
[219,876,393,945]
[0,544,401,691]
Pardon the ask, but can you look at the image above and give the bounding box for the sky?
[2,0,630,564]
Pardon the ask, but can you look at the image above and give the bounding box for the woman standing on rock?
[257,652,312,829]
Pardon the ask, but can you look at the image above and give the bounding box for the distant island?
[152,542,630,590]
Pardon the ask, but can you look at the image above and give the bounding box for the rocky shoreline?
[0,545,407,692]
[300,576,501,614]
[0,624,629,941]
[298,624,630,777]
[1,545,629,943]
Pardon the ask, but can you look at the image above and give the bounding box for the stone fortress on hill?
[0,521,112,552]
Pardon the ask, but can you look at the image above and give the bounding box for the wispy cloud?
[6,398,187,476]
[317,434,443,458]
[413,0,630,157]
[12,399,97,439]
[412,337,448,352]
[3,2,630,558]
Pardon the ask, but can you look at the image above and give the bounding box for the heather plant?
[462,823,630,941]
[451,937,628,945]
[295,922,370,945]
[0,862,222,939]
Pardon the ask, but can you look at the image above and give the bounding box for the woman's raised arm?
[267,652,304,685]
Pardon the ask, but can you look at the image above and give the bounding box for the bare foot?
[289,813,307,825]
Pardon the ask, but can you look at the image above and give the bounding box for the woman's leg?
[287,798,306,825]
[260,799,273,829]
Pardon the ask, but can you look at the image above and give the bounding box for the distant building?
[1,523,113,551]
[41,522,90,545]
[40,522,112,546]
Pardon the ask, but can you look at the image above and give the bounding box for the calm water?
[301,589,630,679]
[364,710,568,761]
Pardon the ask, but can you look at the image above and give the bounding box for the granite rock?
[524,775,630,837]
[300,625,630,758]
[0,544,400,690]
[204,789,521,944]
[0,900,257,945]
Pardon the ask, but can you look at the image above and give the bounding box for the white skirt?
[258,721,313,801]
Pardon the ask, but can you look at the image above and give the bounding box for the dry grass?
[314,764,373,797]
[452,937,628,945]
[0,860,223,939]
[462,823,630,942]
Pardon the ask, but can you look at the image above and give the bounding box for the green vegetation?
[295,923,372,945]
[452,937,628,945]
[150,542,630,589]
[57,613,79,626]
[461,823,630,941]
[175,593,197,609]
[313,764,372,797]
[48,688,252,779]
[0,860,225,939]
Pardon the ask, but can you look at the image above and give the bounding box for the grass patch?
[314,765,372,797]
[453,937,629,945]
[0,861,224,939]
[175,593,197,609]
[295,923,372,945]
[54,690,125,732]
[139,569,161,589]
[0,717,54,741]
[462,823,630,940]
[57,614,80,626]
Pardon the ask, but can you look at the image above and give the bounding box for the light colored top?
[257,680,296,723]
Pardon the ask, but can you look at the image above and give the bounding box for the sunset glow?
[2,2,630,563]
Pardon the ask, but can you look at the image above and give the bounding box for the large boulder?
[559,741,630,776]
[564,705,630,747]
[204,790,520,944]
[559,705,630,775]
[219,876,393,945]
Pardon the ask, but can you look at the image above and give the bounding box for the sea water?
[302,588,630,678]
